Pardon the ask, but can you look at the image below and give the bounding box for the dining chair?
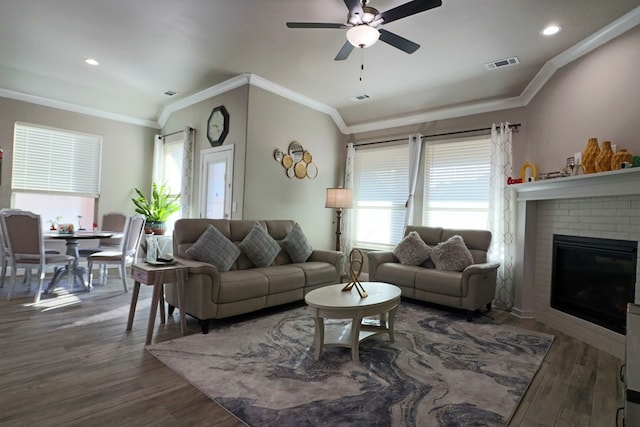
[87,214,145,292]
[79,212,127,281]
[0,209,74,303]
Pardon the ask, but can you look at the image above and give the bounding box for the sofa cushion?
[430,235,474,272]
[239,224,281,267]
[185,224,240,272]
[281,223,313,262]
[393,231,432,265]
[292,261,339,286]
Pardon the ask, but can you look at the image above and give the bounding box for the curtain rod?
[352,123,521,147]
[159,129,184,139]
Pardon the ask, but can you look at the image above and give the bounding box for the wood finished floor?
[0,270,623,427]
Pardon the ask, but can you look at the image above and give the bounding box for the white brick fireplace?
[512,168,640,359]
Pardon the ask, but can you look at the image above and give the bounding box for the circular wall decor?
[273,149,283,162]
[282,154,293,169]
[294,161,307,179]
[306,162,318,179]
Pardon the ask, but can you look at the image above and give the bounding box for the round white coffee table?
[304,282,401,362]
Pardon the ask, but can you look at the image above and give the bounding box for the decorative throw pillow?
[185,224,240,272]
[430,235,474,272]
[239,224,281,267]
[281,223,313,263]
[393,231,432,265]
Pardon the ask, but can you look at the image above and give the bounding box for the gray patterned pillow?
[239,224,281,267]
[281,223,313,263]
[185,224,240,272]
[430,235,474,272]
[393,231,432,265]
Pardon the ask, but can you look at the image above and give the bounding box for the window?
[12,123,102,229]
[350,135,492,250]
[422,137,491,229]
[153,135,183,233]
[352,144,408,250]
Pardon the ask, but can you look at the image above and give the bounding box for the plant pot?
[145,221,166,235]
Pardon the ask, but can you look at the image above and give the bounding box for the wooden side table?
[127,263,187,345]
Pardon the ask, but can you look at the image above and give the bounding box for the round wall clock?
[207,105,229,146]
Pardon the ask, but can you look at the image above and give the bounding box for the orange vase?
[611,149,633,170]
[595,141,614,172]
[581,138,600,174]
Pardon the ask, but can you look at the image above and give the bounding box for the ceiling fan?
[286,0,442,60]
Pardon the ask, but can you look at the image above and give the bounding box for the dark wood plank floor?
[0,269,623,426]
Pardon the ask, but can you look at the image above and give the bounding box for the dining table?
[43,230,119,293]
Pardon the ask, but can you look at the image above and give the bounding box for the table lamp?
[325,187,353,251]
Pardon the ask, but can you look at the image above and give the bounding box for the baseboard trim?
[510,307,536,319]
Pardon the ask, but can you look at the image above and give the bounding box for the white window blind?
[422,137,491,229]
[12,122,102,197]
[353,144,408,250]
[162,139,183,195]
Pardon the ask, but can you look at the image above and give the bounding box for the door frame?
[198,145,234,219]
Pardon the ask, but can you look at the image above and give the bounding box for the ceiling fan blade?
[334,41,355,61]
[343,0,364,16]
[380,0,442,24]
[379,29,420,54]
[286,22,346,29]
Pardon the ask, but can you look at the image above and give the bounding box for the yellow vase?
[595,141,614,172]
[581,138,600,174]
[611,149,633,170]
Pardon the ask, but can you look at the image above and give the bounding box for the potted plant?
[131,182,180,235]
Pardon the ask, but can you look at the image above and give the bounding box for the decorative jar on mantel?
[581,137,600,174]
[611,149,633,170]
[595,140,614,173]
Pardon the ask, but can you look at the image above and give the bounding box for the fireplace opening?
[551,234,637,335]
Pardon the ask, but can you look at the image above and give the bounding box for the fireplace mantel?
[512,167,640,201]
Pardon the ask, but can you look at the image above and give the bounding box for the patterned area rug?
[148,303,553,426]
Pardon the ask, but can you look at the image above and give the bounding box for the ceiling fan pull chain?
[359,47,365,82]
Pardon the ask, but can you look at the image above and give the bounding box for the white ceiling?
[1,0,638,132]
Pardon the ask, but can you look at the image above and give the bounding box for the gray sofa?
[164,219,344,333]
[367,226,499,321]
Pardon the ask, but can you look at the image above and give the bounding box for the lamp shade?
[325,188,353,209]
[346,25,380,48]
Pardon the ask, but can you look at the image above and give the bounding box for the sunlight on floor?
[57,297,152,329]
[24,291,82,311]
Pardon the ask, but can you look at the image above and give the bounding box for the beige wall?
[245,86,343,249]
[524,25,640,174]
[161,85,250,220]
[0,97,155,219]
[162,85,343,250]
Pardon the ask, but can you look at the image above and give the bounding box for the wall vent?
[484,56,520,70]
[350,94,372,102]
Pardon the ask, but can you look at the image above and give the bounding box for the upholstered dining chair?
[79,212,127,281]
[87,214,145,293]
[0,209,74,303]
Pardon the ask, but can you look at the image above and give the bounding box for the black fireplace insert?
[551,234,637,335]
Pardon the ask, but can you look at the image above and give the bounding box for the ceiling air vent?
[163,90,177,96]
[484,56,520,70]
[350,94,372,102]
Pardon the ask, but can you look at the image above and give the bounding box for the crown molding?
[157,73,251,127]
[0,87,160,129]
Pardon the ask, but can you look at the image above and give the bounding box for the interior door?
[199,145,234,219]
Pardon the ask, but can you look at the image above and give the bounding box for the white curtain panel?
[181,126,195,218]
[489,123,516,309]
[342,143,355,272]
[404,134,423,227]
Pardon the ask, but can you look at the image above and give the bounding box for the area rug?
[148,303,553,426]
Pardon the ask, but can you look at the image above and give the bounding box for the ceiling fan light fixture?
[346,25,380,48]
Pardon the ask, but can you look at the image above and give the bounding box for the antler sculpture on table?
[342,248,368,298]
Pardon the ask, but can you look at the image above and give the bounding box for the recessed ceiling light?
[542,25,562,36]
[84,58,99,66]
